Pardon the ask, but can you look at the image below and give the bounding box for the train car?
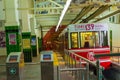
[59,23,111,69]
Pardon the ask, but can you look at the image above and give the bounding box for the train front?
[64,23,111,69]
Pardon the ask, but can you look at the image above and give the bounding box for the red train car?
[59,23,111,69]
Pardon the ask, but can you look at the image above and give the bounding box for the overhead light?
[55,0,72,32]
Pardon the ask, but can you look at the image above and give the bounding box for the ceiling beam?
[18,7,63,10]
[80,5,111,23]
[93,9,120,22]
[70,5,94,24]
[48,0,63,8]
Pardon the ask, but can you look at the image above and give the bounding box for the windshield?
[70,31,108,48]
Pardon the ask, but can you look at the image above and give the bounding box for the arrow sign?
[9,68,16,75]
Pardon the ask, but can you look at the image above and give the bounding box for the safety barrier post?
[96,60,102,80]
[75,56,77,80]
[86,63,89,80]
[64,49,103,80]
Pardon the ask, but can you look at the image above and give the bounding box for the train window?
[101,31,108,47]
[70,32,78,48]
[80,32,100,48]
[79,31,108,48]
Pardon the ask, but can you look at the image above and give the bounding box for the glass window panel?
[80,32,101,48]
[101,31,108,47]
[70,32,78,48]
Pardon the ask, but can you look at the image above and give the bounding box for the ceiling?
[34,0,120,41]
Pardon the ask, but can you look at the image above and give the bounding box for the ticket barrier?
[40,51,58,80]
[6,52,24,80]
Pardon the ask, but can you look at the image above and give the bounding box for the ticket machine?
[6,52,24,80]
[40,51,54,80]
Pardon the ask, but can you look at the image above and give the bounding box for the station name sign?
[68,23,108,32]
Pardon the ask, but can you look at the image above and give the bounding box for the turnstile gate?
[40,51,54,80]
[6,52,24,80]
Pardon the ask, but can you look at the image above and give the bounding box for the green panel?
[31,48,37,57]
[22,32,31,38]
[5,26,22,55]
[110,30,112,52]
[31,35,36,47]
[5,26,19,31]
[22,32,31,49]
[31,35,37,57]
[23,48,32,62]
[22,32,32,61]
[38,38,43,52]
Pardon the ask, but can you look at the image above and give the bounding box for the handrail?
[112,46,120,48]
[64,49,103,80]
[67,50,96,66]
[67,49,103,68]
[111,47,120,64]
[94,53,120,58]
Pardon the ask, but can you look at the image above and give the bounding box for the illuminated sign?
[9,68,16,75]
[43,54,51,60]
[23,39,30,48]
[9,55,18,62]
[8,33,16,45]
[68,23,108,31]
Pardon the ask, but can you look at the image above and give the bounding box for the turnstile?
[6,52,24,80]
[40,51,54,80]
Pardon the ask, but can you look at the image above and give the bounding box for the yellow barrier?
[64,54,75,65]
[53,52,59,66]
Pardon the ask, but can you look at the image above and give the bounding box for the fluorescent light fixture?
[55,0,72,32]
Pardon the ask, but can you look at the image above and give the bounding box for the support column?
[30,17,37,57]
[20,0,32,62]
[35,28,42,53]
[5,0,22,55]
[0,0,6,55]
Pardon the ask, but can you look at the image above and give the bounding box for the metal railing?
[112,46,120,64]
[58,49,103,80]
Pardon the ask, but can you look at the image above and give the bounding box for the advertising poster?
[8,33,16,45]
[31,37,36,46]
[0,31,6,47]
[23,39,30,49]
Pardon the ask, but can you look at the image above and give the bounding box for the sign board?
[43,54,51,60]
[9,68,16,75]
[68,23,108,32]
[8,33,16,45]
[23,39,30,48]
[9,55,18,62]
[31,37,36,46]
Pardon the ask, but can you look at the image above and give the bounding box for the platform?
[0,52,120,80]
[0,52,66,80]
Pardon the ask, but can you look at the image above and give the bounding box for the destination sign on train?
[68,23,108,31]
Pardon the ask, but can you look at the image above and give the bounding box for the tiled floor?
[0,52,120,80]
[0,52,66,80]
[0,55,7,80]
[0,55,41,80]
[24,64,40,80]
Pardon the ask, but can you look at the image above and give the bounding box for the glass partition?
[70,32,78,48]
